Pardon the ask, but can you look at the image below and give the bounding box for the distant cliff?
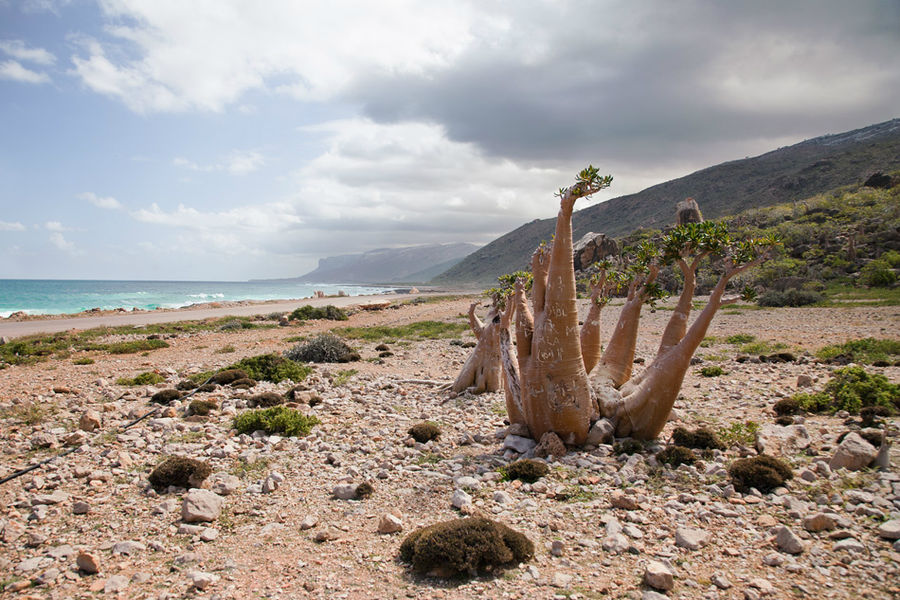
[291,242,479,284]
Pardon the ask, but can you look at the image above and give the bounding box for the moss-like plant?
[656,445,696,467]
[671,426,724,450]
[728,455,793,494]
[408,422,441,443]
[399,517,534,577]
[775,415,795,426]
[230,377,257,389]
[773,397,802,416]
[116,371,165,386]
[228,354,312,383]
[613,439,644,455]
[502,459,549,483]
[150,389,182,404]
[284,334,360,363]
[148,456,211,491]
[816,337,900,365]
[860,405,893,426]
[233,406,319,437]
[354,482,374,499]
[188,399,216,416]
[247,392,284,408]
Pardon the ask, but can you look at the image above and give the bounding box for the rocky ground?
[0,297,898,600]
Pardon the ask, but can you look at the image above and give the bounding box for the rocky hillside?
[435,118,900,286]
[287,242,479,284]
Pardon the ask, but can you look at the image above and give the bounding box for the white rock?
[332,484,357,500]
[675,527,709,550]
[755,423,810,456]
[104,575,129,593]
[187,570,219,590]
[877,519,900,540]
[377,513,403,534]
[112,540,145,556]
[299,515,318,530]
[209,473,240,496]
[451,488,472,509]
[644,560,674,591]
[829,433,877,471]
[585,419,615,446]
[181,489,224,523]
[503,434,537,454]
[493,491,514,504]
[833,537,866,554]
[601,533,630,553]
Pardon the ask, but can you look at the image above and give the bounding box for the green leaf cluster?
[233,406,320,437]
[793,365,899,414]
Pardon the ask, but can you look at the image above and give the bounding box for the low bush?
[336,320,468,342]
[148,456,211,491]
[775,415,795,425]
[859,258,897,287]
[73,357,95,365]
[816,337,900,365]
[399,517,533,576]
[671,427,725,450]
[288,305,348,322]
[792,365,899,414]
[247,392,284,408]
[208,369,248,385]
[408,422,441,443]
[228,354,312,383]
[187,399,216,416]
[285,334,359,363]
[502,459,549,483]
[860,405,893,426]
[757,288,824,307]
[773,397,802,416]
[117,371,165,386]
[656,445,696,467]
[354,482,374,499]
[717,421,760,447]
[233,406,320,437]
[726,334,755,345]
[728,455,793,494]
[150,389,182,404]
[613,439,644,455]
[699,365,724,377]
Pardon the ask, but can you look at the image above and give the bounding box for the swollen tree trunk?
[451,302,503,394]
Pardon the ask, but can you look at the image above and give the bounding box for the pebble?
[675,527,709,550]
[76,551,100,574]
[300,515,318,530]
[377,513,403,534]
[181,489,224,522]
[451,488,472,509]
[332,483,357,500]
[112,540,145,556]
[877,519,900,540]
[103,574,129,593]
[187,570,219,590]
[775,526,805,554]
[644,560,674,591]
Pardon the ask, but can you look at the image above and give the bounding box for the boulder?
[755,423,810,456]
[644,560,674,591]
[675,527,709,550]
[877,519,900,540]
[829,432,877,471]
[573,232,618,272]
[181,489,224,523]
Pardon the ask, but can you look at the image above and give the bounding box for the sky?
[1,0,898,281]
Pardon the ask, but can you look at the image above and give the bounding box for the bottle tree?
[499,167,777,444]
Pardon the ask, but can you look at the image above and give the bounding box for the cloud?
[0,40,56,65]
[0,220,26,231]
[44,221,68,231]
[0,59,50,84]
[20,0,71,14]
[172,150,265,175]
[77,192,122,210]
[49,232,78,253]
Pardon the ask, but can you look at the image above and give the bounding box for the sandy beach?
[0,297,898,599]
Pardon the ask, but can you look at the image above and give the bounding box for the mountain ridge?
[433,118,900,286]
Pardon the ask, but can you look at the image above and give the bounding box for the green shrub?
[408,422,441,443]
[717,421,760,447]
[101,339,170,354]
[336,320,468,342]
[816,337,900,364]
[726,334,755,345]
[613,439,644,455]
[148,456,211,491]
[656,445,696,467]
[233,406,320,437]
[399,517,533,576]
[883,250,900,268]
[73,357,95,365]
[116,371,165,386]
[793,366,899,414]
[502,459,549,483]
[228,354,312,383]
[728,455,793,494]
[284,334,359,363]
[218,318,256,331]
[207,369,247,385]
[859,259,897,287]
[757,288,824,307]
[671,427,725,449]
[288,305,348,321]
[699,365,724,377]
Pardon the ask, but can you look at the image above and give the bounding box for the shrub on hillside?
[288,305,348,322]
[792,365,899,414]
[757,288,824,307]
[728,455,793,494]
[148,456,211,491]
[233,406,319,437]
[502,459,549,483]
[859,258,897,287]
[228,354,312,383]
[285,334,359,363]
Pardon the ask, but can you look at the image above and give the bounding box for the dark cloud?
[350,0,900,168]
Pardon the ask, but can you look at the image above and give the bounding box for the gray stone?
[675,527,710,550]
[802,513,837,532]
[47,544,75,559]
[181,489,224,523]
[573,232,618,271]
[72,501,90,515]
[755,423,810,456]
[642,591,670,600]
[877,519,900,540]
[644,560,674,591]
[112,540,145,556]
[833,537,866,554]
[775,526,805,554]
[299,515,318,530]
[31,490,68,505]
[79,410,101,432]
[454,476,480,489]
[16,556,51,572]
[377,513,403,534]
[493,491,514,504]
[503,434,536,454]
[551,540,565,556]
[711,573,732,589]
[451,488,472,509]
[332,484,357,500]
[187,570,219,590]
[601,533,630,553]
[104,574,129,593]
[209,473,240,496]
[829,433,877,471]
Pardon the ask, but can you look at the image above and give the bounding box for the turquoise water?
[0,280,395,317]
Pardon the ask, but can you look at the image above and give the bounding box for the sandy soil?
[0,296,898,600]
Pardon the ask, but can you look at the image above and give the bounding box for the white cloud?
[172,150,265,175]
[70,1,477,112]
[0,220,26,231]
[0,40,56,65]
[0,59,50,84]
[49,232,77,253]
[77,192,122,210]
[21,0,71,14]
[44,221,68,231]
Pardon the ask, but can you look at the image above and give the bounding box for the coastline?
[0,289,471,339]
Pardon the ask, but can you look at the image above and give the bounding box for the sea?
[0,279,397,318]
